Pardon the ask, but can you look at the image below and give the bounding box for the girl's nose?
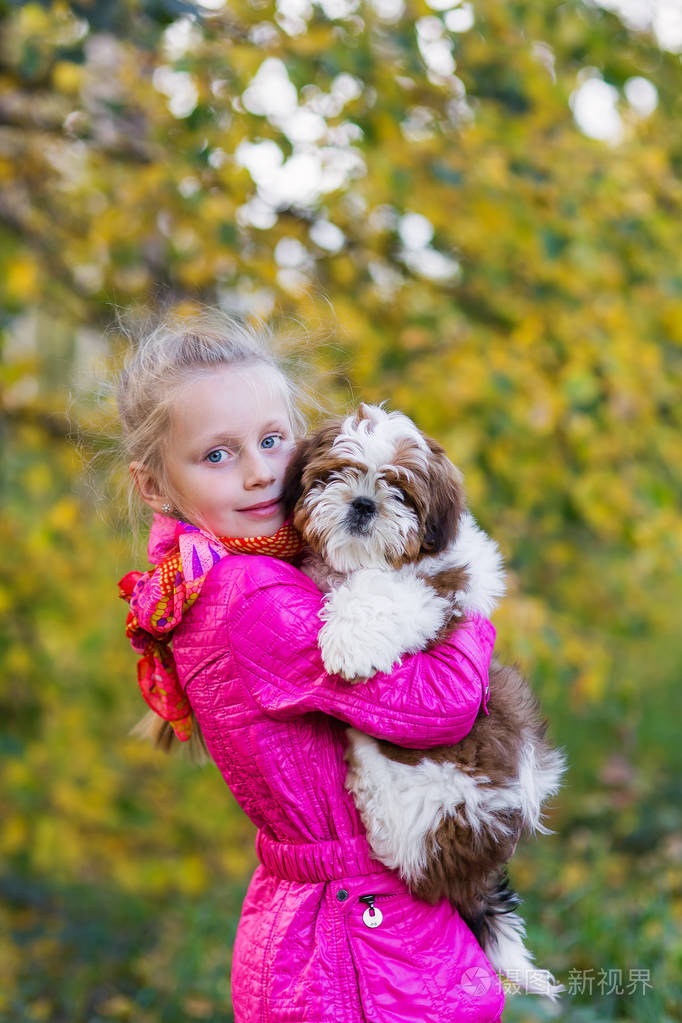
[243,447,275,488]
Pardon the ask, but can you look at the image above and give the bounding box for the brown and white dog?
[282,403,565,1000]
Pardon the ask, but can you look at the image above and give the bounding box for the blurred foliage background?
[1,0,681,1020]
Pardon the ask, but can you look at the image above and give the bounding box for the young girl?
[116,313,505,1022]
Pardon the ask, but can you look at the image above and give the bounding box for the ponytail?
[130,709,211,764]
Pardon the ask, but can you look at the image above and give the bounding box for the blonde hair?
[117,308,308,527]
[116,308,312,759]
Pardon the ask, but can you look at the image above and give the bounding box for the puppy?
[282,403,565,1000]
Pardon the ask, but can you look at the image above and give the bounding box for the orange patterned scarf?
[119,515,304,741]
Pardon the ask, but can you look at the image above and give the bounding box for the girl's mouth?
[237,498,281,519]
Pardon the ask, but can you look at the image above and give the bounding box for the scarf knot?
[118,514,304,741]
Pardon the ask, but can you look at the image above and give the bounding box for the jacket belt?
[256,827,385,883]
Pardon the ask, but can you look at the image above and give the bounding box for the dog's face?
[282,403,465,573]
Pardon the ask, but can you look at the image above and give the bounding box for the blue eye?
[261,434,282,450]
[206,449,228,464]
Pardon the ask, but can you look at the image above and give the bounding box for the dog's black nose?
[350,497,376,517]
[347,496,377,535]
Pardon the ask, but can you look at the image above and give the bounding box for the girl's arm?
[183,557,494,749]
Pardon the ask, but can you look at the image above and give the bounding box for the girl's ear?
[130,462,166,514]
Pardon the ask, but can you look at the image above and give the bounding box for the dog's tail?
[462,875,565,1002]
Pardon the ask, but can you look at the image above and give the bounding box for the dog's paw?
[317,571,408,678]
[318,568,451,675]
[318,617,399,679]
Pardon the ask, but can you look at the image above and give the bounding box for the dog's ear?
[421,437,466,554]
[282,419,346,517]
[355,402,376,424]
[281,437,317,517]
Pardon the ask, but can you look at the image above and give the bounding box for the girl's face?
[142,363,297,537]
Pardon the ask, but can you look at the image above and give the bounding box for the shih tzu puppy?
[282,403,565,1000]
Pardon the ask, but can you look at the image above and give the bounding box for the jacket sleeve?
[185,557,495,748]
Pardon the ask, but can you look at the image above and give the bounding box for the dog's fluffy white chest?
[304,511,506,681]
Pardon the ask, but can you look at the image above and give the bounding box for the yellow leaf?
[6,259,39,301]
[178,854,208,895]
[98,995,136,1019]
[47,496,79,531]
[53,60,82,95]
[0,815,28,855]
[560,861,591,891]
[17,3,51,33]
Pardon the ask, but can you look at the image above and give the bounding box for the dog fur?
[282,403,565,999]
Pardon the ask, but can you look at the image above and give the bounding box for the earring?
[161,502,172,514]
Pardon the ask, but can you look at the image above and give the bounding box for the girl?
[116,313,505,1022]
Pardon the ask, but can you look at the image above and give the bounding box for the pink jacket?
[172,554,505,1023]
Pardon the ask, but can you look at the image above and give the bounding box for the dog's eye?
[391,491,406,503]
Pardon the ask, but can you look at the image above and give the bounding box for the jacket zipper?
[358,893,398,929]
